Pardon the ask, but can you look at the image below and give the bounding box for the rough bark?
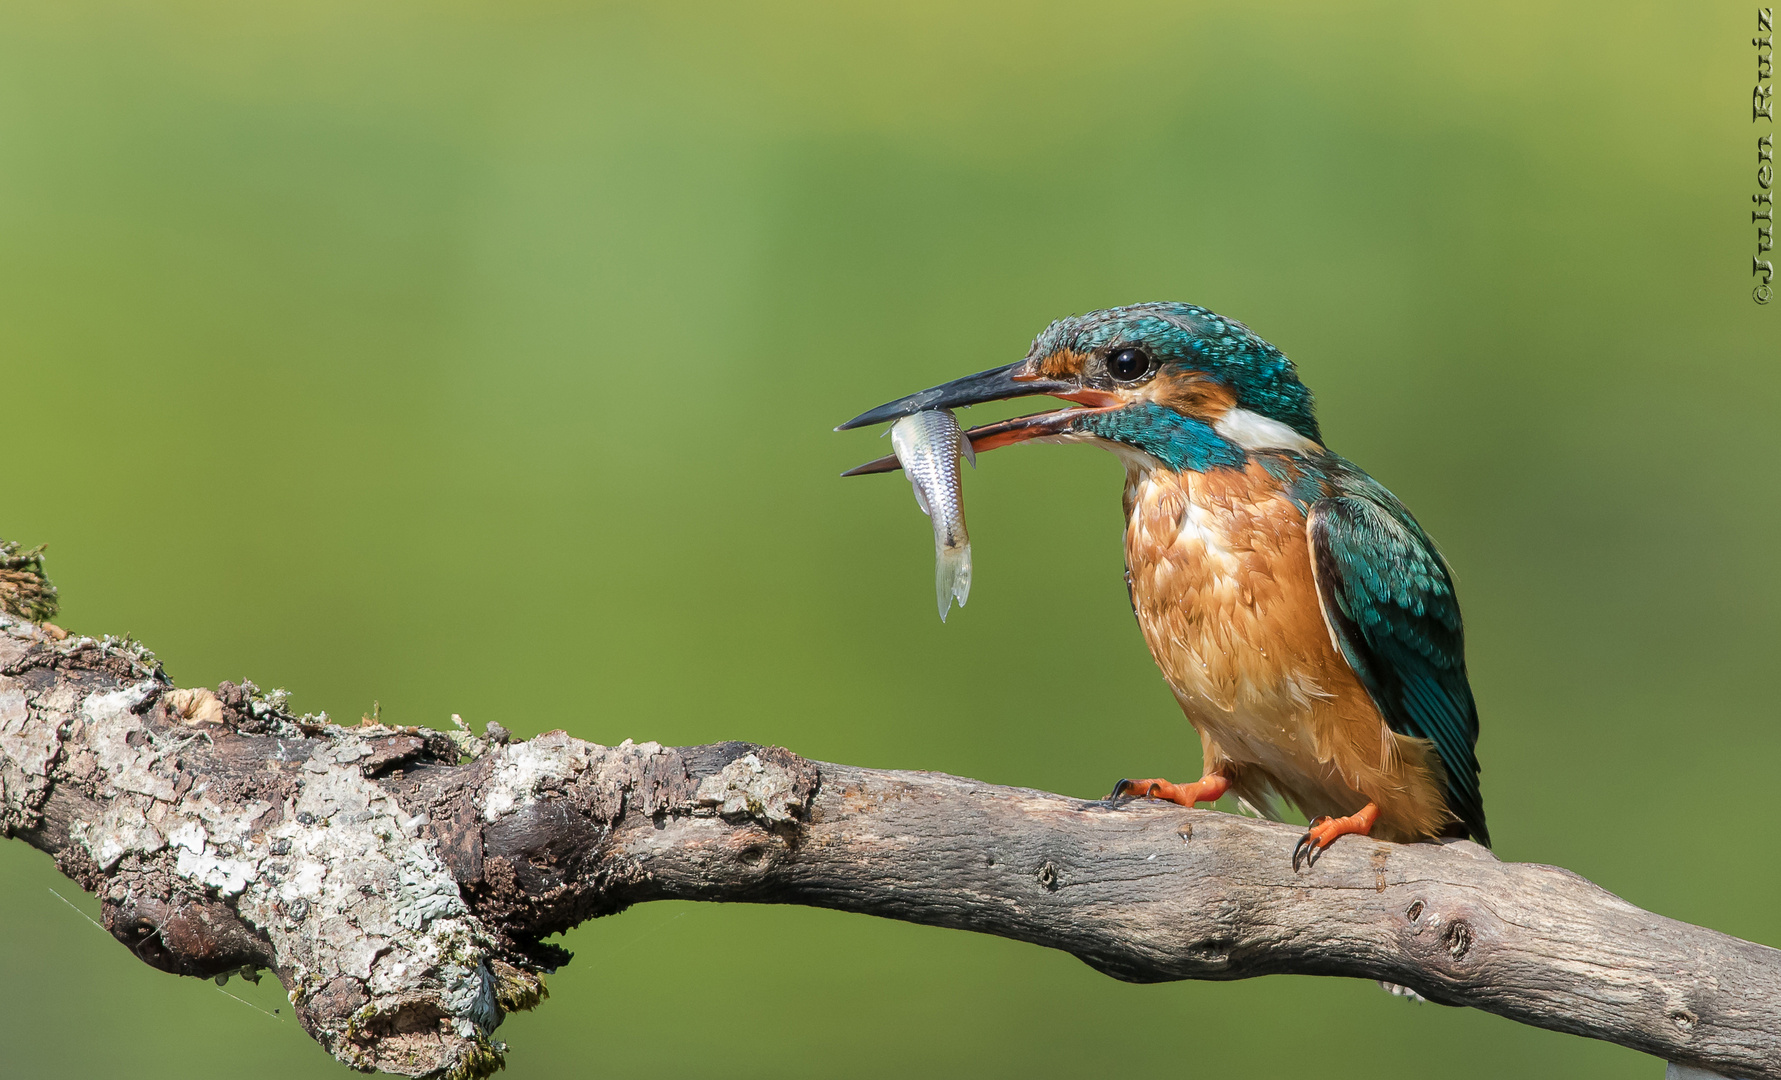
[2,613,1777,1079]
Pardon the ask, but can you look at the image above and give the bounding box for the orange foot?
[1108,773,1230,808]
[1293,803,1380,871]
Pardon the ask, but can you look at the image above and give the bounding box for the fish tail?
[935,541,972,621]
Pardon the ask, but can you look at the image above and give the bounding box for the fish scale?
[890,409,973,621]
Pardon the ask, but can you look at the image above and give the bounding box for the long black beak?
[834,362,1074,431]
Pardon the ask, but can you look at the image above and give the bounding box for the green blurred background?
[2,1,1775,1076]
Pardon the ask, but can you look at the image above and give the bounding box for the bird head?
[839,302,1324,474]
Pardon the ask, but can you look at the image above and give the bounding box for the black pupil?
[1109,348,1148,381]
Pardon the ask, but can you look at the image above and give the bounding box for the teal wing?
[1307,495,1488,845]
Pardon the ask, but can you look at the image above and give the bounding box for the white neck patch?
[1213,408,1322,455]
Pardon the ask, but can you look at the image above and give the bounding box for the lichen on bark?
[0,610,523,1077]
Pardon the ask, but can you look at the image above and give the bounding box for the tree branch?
[1,573,1775,1078]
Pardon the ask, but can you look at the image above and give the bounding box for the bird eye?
[1107,347,1152,382]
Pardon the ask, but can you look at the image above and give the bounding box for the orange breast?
[1122,459,1453,842]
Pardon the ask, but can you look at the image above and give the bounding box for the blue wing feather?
[1307,492,1489,846]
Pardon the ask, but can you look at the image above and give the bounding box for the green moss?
[491,962,548,1013]
[440,1036,507,1080]
[0,539,58,622]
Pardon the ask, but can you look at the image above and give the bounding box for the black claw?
[1293,817,1331,872]
[1107,779,1162,803]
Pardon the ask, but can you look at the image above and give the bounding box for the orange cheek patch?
[1145,370,1236,417]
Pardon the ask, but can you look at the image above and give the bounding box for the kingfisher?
[839,302,1487,866]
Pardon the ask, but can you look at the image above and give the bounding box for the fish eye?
[1107,347,1152,382]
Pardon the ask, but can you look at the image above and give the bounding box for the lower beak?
[839,407,1099,477]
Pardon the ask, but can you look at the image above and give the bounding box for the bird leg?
[1292,802,1379,871]
[1108,773,1229,808]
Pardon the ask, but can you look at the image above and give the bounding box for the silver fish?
[890,408,975,621]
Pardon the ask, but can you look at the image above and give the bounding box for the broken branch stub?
[0,610,818,1077]
[2,601,1778,1079]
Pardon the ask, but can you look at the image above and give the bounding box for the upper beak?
[834,361,1074,431]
